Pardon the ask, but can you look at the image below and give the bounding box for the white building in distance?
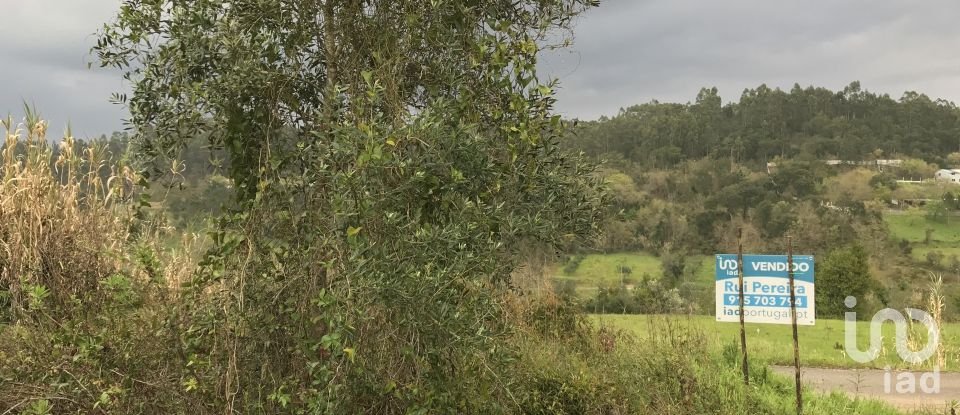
[935,169,960,184]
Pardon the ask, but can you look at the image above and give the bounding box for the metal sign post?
[716,242,814,413]
[787,236,802,415]
[737,229,749,385]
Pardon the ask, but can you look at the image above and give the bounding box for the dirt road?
[771,366,960,411]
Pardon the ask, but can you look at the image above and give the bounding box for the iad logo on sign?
[715,254,815,325]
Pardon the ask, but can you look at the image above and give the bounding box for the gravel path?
[771,366,960,412]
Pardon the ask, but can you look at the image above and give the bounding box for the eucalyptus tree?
[97,1,604,413]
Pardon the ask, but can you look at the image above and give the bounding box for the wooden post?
[737,228,749,385]
[787,236,802,414]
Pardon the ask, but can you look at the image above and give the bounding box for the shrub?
[899,238,912,255]
[584,275,688,314]
[926,250,944,268]
[816,244,874,318]
[660,251,687,281]
[563,254,587,275]
[585,284,636,314]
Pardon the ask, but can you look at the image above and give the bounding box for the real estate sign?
[715,254,815,325]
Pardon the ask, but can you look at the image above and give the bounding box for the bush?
[816,244,874,318]
[632,277,687,313]
[899,238,912,255]
[584,275,688,314]
[927,250,945,268]
[563,254,587,275]
[660,251,687,281]
[585,284,636,314]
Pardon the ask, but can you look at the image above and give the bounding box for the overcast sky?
[542,0,960,119]
[3,1,960,136]
[1,1,123,138]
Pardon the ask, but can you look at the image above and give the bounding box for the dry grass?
[902,273,947,371]
[928,273,946,368]
[0,113,138,320]
[0,113,205,412]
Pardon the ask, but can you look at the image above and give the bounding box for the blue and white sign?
[715,254,815,325]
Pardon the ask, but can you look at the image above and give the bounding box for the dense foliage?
[96,0,611,413]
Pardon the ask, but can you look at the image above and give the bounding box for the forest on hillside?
[560,82,960,321]
[570,82,960,169]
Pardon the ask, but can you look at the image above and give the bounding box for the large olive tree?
[97,1,604,412]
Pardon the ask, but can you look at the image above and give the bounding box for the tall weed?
[0,115,195,412]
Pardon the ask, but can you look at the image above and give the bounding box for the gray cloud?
[540,0,960,120]
[1,0,125,138]
[3,1,960,135]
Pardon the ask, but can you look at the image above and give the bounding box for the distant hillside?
[567,81,960,169]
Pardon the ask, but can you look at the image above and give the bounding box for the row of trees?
[570,82,960,169]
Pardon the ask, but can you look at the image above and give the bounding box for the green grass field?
[558,252,663,283]
[558,252,716,298]
[883,210,960,282]
[597,314,960,371]
[884,211,960,243]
